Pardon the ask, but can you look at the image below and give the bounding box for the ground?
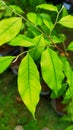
[0,69,72,130]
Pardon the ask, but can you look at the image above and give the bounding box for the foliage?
[66,125,73,130]
[0,0,73,120]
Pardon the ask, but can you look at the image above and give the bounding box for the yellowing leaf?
[0,17,22,45]
[58,15,73,28]
[18,53,41,117]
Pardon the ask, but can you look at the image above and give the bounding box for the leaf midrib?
[48,49,58,89]
[0,18,20,36]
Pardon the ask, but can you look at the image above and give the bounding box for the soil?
[41,80,50,95]
[0,45,14,55]
[0,45,19,56]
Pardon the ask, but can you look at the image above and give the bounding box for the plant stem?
[12,44,51,63]
[50,5,64,36]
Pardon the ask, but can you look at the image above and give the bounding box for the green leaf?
[9,35,35,47]
[46,35,62,44]
[51,35,62,44]
[0,56,15,73]
[58,15,73,28]
[67,101,73,121]
[26,22,40,37]
[0,17,22,45]
[43,19,53,31]
[27,12,43,25]
[39,13,51,20]
[39,13,54,31]
[51,83,67,98]
[59,33,66,42]
[41,48,64,95]
[62,7,68,17]
[67,41,73,51]
[66,125,73,130]
[62,58,73,101]
[30,35,46,60]
[4,7,13,17]
[18,53,41,117]
[0,1,6,10]
[9,5,24,14]
[36,4,58,12]
[63,58,73,86]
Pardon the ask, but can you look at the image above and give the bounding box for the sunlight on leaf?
[41,48,64,95]
[9,35,35,47]
[0,17,22,45]
[0,56,15,73]
[37,4,58,12]
[27,12,43,25]
[18,53,41,118]
[58,15,73,28]
[30,35,46,60]
[67,41,73,51]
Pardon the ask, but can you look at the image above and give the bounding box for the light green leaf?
[36,4,58,12]
[39,13,54,31]
[9,5,24,14]
[41,48,64,95]
[67,41,73,51]
[58,15,73,28]
[27,12,42,25]
[0,17,22,45]
[18,53,41,117]
[9,35,35,47]
[43,19,54,31]
[0,56,15,73]
[30,35,46,60]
